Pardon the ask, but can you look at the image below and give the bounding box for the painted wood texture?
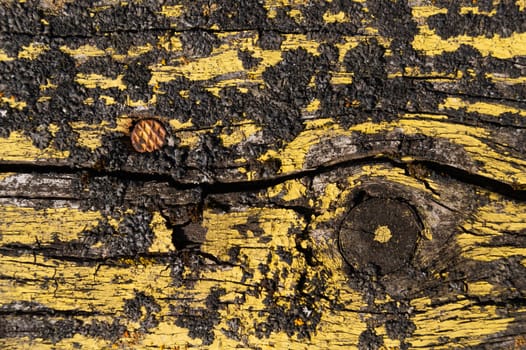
[0,0,525,349]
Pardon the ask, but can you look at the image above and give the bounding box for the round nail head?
[131,119,167,153]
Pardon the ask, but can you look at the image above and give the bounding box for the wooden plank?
[1,0,525,349]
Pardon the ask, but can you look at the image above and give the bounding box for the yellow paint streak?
[0,96,27,110]
[440,97,526,117]
[518,0,526,11]
[169,118,193,131]
[148,212,175,253]
[75,73,126,90]
[0,48,14,61]
[159,5,183,17]
[411,6,448,18]
[61,44,153,63]
[18,43,50,60]
[151,50,244,83]
[467,281,495,296]
[0,131,69,161]
[220,122,261,147]
[409,297,516,348]
[388,66,464,80]
[60,44,106,58]
[330,72,353,84]
[413,25,526,59]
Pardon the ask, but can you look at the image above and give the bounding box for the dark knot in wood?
[339,198,421,275]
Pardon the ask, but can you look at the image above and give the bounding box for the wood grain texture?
[0,0,525,349]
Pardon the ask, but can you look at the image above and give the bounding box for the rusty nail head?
[131,119,167,153]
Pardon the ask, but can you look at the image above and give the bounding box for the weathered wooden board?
[0,0,526,349]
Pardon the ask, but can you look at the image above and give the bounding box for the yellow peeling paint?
[18,43,49,60]
[467,281,495,296]
[0,131,69,161]
[150,50,244,83]
[70,116,132,150]
[160,5,183,17]
[457,200,526,262]
[459,6,497,15]
[75,73,127,90]
[148,212,175,253]
[411,6,448,18]
[408,297,517,348]
[60,44,106,58]
[323,10,347,23]
[0,96,27,110]
[413,25,526,59]
[440,97,526,117]
[0,48,14,61]
[330,72,354,85]
[486,73,526,85]
[0,206,105,245]
[267,180,307,202]
[220,123,261,147]
[168,118,194,131]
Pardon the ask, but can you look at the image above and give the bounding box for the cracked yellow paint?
[412,25,526,59]
[408,297,519,349]
[457,199,526,262]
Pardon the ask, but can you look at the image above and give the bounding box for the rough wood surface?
[0,0,526,349]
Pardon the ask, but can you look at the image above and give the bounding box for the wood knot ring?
[130,119,167,153]
[339,198,421,275]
